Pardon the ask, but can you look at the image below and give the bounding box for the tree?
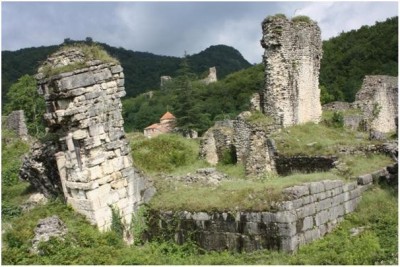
[5,75,45,136]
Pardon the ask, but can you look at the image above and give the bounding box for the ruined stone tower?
[261,15,323,127]
[35,45,153,231]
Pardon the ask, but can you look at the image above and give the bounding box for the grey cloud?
[2,2,398,64]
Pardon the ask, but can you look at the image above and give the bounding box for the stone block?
[318,224,327,236]
[314,191,328,201]
[111,157,125,172]
[115,198,129,211]
[93,68,112,82]
[244,222,260,235]
[332,193,345,206]
[72,129,87,140]
[70,87,86,96]
[245,212,262,222]
[304,228,320,243]
[280,236,298,252]
[70,189,86,199]
[65,181,99,190]
[277,222,297,237]
[86,184,111,201]
[110,178,128,189]
[343,182,357,192]
[97,175,112,185]
[192,212,210,221]
[106,191,120,205]
[283,185,309,199]
[117,187,127,198]
[275,211,297,223]
[315,210,329,226]
[102,161,114,175]
[261,212,276,223]
[111,65,123,74]
[59,72,96,90]
[328,204,344,221]
[278,201,294,211]
[89,165,103,180]
[349,187,361,199]
[295,203,316,219]
[359,184,373,193]
[344,197,361,214]
[309,182,325,194]
[88,154,106,167]
[302,216,314,231]
[67,198,94,211]
[357,174,373,185]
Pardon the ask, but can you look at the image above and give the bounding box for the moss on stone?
[291,15,313,24]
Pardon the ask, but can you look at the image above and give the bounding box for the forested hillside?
[2,41,251,105]
[320,16,398,102]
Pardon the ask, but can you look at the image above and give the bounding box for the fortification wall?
[149,176,379,253]
[260,16,322,126]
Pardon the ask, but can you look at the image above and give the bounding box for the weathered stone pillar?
[261,15,323,127]
[353,75,398,134]
[35,46,150,230]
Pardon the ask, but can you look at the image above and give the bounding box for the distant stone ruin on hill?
[4,110,29,140]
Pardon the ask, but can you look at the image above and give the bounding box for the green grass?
[244,111,275,129]
[339,154,394,177]
[270,122,374,156]
[291,15,313,24]
[2,185,396,265]
[149,171,343,212]
[130,134,200,173]
[41,43,119,77]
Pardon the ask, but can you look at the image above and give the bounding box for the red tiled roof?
[145,123,160,130]
[160,111,176,120]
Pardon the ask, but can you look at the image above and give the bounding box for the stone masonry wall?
[261,16,322,127]
[200,112,278,175]
[353,75,398,133]
[35,47,154,231]
[5,110,29,140]
[150,177,373,253]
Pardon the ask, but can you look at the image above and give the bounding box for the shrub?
[131,134,198,173]
[292,15,312,24]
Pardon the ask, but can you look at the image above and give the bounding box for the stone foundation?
[149,177,374,253]
[5,110,28,140]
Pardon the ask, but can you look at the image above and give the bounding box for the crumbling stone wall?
[149,178,371,253]
[200,112,278,175]
[5,110,29,140]
[261,16,322,126]
[34,47,154,230]
[353,75,398,133]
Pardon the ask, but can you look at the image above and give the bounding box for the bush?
[292,15,312,24]
[131,134,198,173]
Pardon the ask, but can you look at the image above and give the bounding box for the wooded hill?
[2,42,252,105]
[2,16,397,133]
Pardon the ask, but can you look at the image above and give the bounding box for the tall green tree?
[4,74,45,136]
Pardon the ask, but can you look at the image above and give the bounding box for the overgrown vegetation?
[270,122,373,156]
[40,43,119,77]
[291,15,312,24]
[130,134,199,173]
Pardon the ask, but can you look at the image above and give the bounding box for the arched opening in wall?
[219,145,238,165]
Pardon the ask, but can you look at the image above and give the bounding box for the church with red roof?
[144,112,177,138]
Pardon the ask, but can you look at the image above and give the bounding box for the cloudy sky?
[2,1,398,63]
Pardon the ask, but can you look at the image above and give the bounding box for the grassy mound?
[130,134,200,173]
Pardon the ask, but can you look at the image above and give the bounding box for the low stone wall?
[149,178,372,253]
[5,110,28,140]
[275,155,337,175]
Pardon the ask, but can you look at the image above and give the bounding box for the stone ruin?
[160,76,172,89]
[322,75,398,137]
[23,46,154,231]
[4,110,29,140]
[200,15,323,175]
[201,67,218,85]
[260,15,323,127]
[353,75,398,134]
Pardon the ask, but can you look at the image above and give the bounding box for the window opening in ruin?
[73,139,83,170]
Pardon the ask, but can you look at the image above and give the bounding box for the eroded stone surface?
[27,47,154,230]
[260,16,323,126]
[5,110,29,140]
[31,216,67,254]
